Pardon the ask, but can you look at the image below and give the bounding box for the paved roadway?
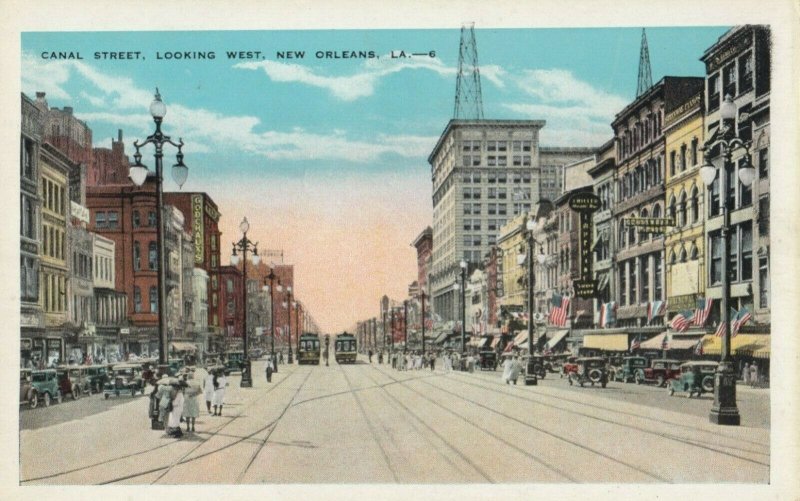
[20,356,770,484]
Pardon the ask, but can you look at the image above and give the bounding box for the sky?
[21,26,729,333]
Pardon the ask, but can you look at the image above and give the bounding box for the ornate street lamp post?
[262,268,281,366]
[419,291,427,355]
[518,215,547,386]
[700,94,755,426]
[453,260,468,357]
[129,89,188,382]
[230,217,260,387]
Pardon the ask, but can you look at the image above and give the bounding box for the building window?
[678,192,687,227]
[654,254,663,300]
[708,73,721,111]
[148,242,157,270]
[148,211,156,227]
[739,52,754,93]
[134,286,142,313]
[95,211,107,229]
[149,286,157,312]
[690,187,699,223]
[722,63,736,99]
[710,231,722,285]
[691,138,699,167]
[759,148,768,179]
[619,266,627,305]
[133,241,141,271]
[758,195,769,235]
[641,256,650,302]
[741,222,753,281]
[226,279,234,293]
[133,210,140,228]
[108,211,119,229]
[709,175,720,217]
[629,261,637,304]
[21,256,38,301]
[759,256,769,308]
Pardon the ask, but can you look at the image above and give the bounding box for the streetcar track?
[236,369,314,482]
[353,364,495,482]
[340,363,401,481]
[367,366,580,482]
[22,367,302,484]
[440,371,770,463]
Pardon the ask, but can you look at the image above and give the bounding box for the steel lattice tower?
[453,23,484,120]
[636,28,654,97]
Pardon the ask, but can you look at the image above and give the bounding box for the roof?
[427,119,546,164]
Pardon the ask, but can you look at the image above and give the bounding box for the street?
[20,356,769,484]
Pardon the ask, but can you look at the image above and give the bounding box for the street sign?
[568,192,601,212]
[573,279,597,299]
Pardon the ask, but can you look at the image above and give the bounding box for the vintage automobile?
[543,354,565,373]
[85,365,109,393]
[26,369,62,407]
[478,350,497,371]
[167,358,186,376]
[635,358,682,387]
[560,355,579,378]
[57,366,92,399]
[525,354,547,379]
[20,369,38,408]
[103,363,145,398]
[613,356,649,383]
[667,361,719,398]
[568,357,609,388]
[223,351,245,374]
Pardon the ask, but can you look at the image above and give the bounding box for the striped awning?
[700,334,770,359]
[582,333,629,351]
[491,337,500,348]
[544,329,569,350]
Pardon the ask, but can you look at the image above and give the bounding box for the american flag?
[548,293,570,327]
[715,307,739,337]
[732,307,752,337]
[670,310,693,333]
[647,300,667,322]
[693,298,714,327]
[599,301,617,328]
[629,334,641,352]
[693,338,704,356]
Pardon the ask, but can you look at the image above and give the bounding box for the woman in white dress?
[212,371,227,416]
[203,368,215,415]
[167,381,185,438]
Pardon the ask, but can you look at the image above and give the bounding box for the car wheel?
[701,376,715,393]
[656,375,665,387]
[44,392,51,407]
[29,392,39,409]
[589,369,602,383]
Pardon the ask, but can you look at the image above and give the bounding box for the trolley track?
[440,370,770,463]
[350,364,495,482]
[21,367,306,485]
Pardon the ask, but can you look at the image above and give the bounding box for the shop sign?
[192,195,205,264]
[624,217,674,233]
[667,293,697,312]
[573,279,597,299]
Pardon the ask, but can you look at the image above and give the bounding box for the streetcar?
[297,333,321,365]
[334,332,357,364]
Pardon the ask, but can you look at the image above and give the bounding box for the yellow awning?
[700,334,770,359]
[170,341,197,352]
[639,332,667,350]
[583,333,629,351]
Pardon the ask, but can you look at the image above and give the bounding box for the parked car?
[57,366,92,400]
[543,354,565,373]
[103,363,145,398]
[667,361,718,398]
[86,365,109,393]
[167,358,185,376]
[20,369,38,408]
[568,357,609,388]
[27,369,62,407]
[478,350,497,371]
[524,354,547,379]
[613,356,649,383]
[635,359,682,387]
[223,351,244,375]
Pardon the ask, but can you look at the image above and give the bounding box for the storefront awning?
[513,330,530,346]
[700,334,770,359]
[639,332,667,350]
[170,341,197,352]
[491,337,500,348]
[545,329,569,349]
[433,332,450,344]
[583,333,629,351]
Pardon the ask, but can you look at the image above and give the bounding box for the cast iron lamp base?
[240,359,253,388]
[525,361,538,386]
[709,361,740,426]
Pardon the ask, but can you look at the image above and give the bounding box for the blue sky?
[21,27,730,331]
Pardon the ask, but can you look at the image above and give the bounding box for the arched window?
[678,191,687,227]
[668,195,677,223]
[679,247,688,263]
[690,186,699,223]
[148,241,157,270]
[132,210,140,228]
[669,251,677,265]
[133,241,141,271]
[690,244,699,260]
[628,225,636,247]
[149,286,157,312]
[652,204,662,218]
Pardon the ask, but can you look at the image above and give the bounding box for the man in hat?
[155,375,173,428]
[166,379,185,438]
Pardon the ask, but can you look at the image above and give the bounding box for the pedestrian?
[368,349,373,363]
[429,353,436,371]
[742,362,750,385]
[203,366,215,415]
[265,356,274,383]
[750,362,759,387]
[212,370,227,416]
[509,356,522,385]
[378,351,383,364]
[156,375,173,427]
[182,372,201,433]
[391,352,397,369]
[278,351,284,364]
[167,380,185,438]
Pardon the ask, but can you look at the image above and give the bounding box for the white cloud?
[502,68,626,147]
[480,64,507,89]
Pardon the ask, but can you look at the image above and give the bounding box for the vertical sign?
[568,192,601,298]
[192,195,204,264]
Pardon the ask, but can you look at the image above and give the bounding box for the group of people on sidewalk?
[741,361,764,387]
[149,365,228,439]
[388,351,436,371]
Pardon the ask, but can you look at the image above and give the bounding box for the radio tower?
[636,28,653,97]
[453,23,484,120]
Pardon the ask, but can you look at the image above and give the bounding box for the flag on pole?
[670,310,693,332]
[693,298,714,327]
[549,293,570,327]
[629,334,641,352]
[693,338,704,356]
[715,307,739,337]
[647,300,667,322]
[599,301,617,328]
[732,307,752,337]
